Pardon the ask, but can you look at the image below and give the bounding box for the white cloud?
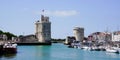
[35,10,79,17]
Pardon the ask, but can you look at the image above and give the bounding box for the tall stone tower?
[35,15,51,43]
[73,27,84,42]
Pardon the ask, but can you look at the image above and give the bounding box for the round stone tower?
[73,27,84,42]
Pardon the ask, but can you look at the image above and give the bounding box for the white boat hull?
[106,49,119,53]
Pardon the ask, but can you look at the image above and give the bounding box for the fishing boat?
[3,42,17,54]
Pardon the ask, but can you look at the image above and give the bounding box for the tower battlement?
[41,15,50,23]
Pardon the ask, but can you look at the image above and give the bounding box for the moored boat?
[112,47,120,53]
[106,48,119,54]
[91,46,101,51]
[81,46,92,50]
[3,42,17,54]
[68,41,81,49]
[98,46,106,51]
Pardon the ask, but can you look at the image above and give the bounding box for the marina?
[67,40,120,54]
[0,43,120,60]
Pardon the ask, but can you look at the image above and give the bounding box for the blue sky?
[0,0,120,38]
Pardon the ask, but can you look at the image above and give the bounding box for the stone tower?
[35,15,51,43]
[73,27,84,42]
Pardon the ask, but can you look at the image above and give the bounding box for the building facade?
[112,31,120,42]
[73,27,84,42]
[0,34,7,40]
[64,36,76,44]
[35,15,51,43]
[88,32,112,43]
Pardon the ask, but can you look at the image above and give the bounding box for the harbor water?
[0,43,120,60]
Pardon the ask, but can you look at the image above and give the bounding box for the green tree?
[3,32,17,40]
[0,30,17,40]
[0,30,3,34]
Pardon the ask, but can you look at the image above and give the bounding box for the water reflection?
[0,53,16,59]
[35,46,51,60]
[105,52,120,58]
[3,53,16,58]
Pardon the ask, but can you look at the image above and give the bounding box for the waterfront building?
[19,34,38,43]
[64,36,76,44]
[105,32,112,42]
[35,15,51,43]
[73,27,84,42]
[88,32,112,43]
[112,31,120,42]
[0,34,7,40]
